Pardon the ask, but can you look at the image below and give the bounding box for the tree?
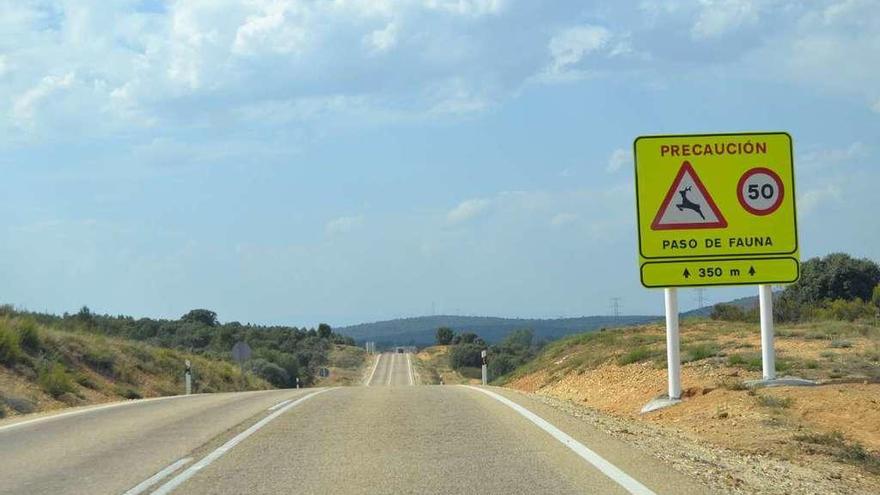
[181,309,219,327]
[710,303,746,321]
[449,343,483,369]
[488,353,517,378]
[783,253,880,305]
[500,329,533,352]
[435,327,454,345]
[317,323,332,339]
[458,332,478,344]
[873,284,880,310]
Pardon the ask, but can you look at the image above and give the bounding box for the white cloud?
[12,72,76,127]
[325,215,364,235]
[547,25,611,74]
[365,22,398,53]
[799,183,842,216]
[447,198,491,224]
[424,0,505,17]
[872,98,880,114]
[606,148,632,173]
[691,0,760,39]
[800,142,868,170]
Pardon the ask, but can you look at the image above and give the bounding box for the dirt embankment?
[504,319,880,495]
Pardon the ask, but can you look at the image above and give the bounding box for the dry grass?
[0,316,270,418]
[503,318,880,480]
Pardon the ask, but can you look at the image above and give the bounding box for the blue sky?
[0,0,878,326]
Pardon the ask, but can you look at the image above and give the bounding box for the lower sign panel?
[640,257,799,288]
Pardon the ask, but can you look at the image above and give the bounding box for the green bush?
[684,343,719,362]
[710,304,756,322]
[618,347,654,365]
[818,299,876,322]
[83,348,117,376]
[449,343,483,369]
[114,386,142,400]
[16,319,42,352]
[873,284,880,310]
[38,363,75,398]
[246,358,290,387]
[0,326,23,365]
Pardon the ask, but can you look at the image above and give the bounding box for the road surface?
[0,353,713,495]
[365,351,415,386]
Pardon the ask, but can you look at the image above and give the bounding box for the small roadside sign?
[231,341,252,364]
[634,132,799,287]
[319,367,330,378]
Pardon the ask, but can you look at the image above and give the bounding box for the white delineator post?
[184,360,192,395]
[481,350,488,386]
[759,284,776,380]
[664,288,682,400]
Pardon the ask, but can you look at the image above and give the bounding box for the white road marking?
[464,386,657,495]
[0,395,191,434]
[385,352,395,386]
[364,353,381,386]
[121,457,192,495]
[406,353,415,386]
[267,399,293,411]
[151,388,335,495]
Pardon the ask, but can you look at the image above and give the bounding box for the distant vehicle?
[397,348,404,353]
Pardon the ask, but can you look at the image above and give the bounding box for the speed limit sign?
[737,167,784,216]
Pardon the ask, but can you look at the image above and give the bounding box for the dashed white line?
[385,352,395,386]
[464,386,657,495]
[121,457,192,495]
[150,388,335,495]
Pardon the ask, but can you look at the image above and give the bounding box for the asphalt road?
[1,356,713,495]
[366,351,415,386]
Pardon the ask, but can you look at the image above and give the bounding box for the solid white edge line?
[150,388,335,495]
[0,394,192,433]
[406,353,414,386]
[267,399,293,411]
[364,353,381,386]
[463,386,657,495]
[121,457,192,495]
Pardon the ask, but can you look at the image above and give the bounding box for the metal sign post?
[664,289,681,400]
[759,285,776,380]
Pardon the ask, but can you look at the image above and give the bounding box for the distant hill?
[337,315,660,346]
[681,294,760,318]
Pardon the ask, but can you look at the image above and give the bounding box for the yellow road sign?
[634,132,799,288]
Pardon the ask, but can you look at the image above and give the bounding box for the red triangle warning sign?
[651,161,727,230]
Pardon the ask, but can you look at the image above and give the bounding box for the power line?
[610,297,621,319]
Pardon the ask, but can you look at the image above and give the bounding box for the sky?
[0,0,878,327]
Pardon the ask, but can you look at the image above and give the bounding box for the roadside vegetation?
[415,326,543,384]
[2,306,356,388]
[500,252,880,483]
[0,315,269,419]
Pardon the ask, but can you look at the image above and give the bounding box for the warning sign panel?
[651,161,727,230]
[634,132,799,288]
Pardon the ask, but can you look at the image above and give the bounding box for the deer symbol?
[676,186,705,220]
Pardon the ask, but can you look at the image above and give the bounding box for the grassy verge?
[0,316,270,418]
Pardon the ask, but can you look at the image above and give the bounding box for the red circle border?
[737,167,784,216]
